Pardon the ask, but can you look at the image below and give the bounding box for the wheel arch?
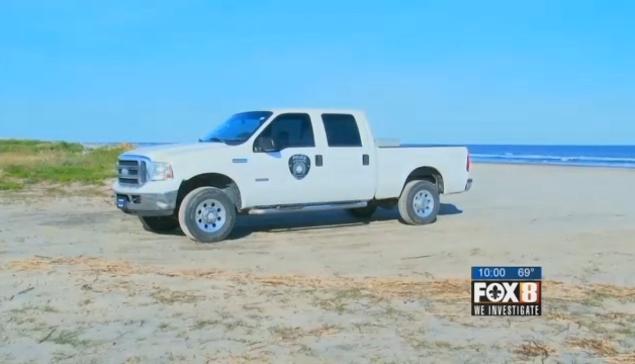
[176,173,242,212]
[404,166,444,194]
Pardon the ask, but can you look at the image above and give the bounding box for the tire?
[398,180,440,225]
[139,216,178,233]
[348,202,378,219]
[178,187,236,243]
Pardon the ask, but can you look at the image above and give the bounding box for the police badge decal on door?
[289,155,311,180]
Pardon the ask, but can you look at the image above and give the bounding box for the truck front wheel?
[398,180,440,225]
[178,187,236,243]
[139,216,179,233]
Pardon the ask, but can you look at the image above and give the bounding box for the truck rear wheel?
[178,187,236,243]
[139,216,179,233]
[398,180,440,225]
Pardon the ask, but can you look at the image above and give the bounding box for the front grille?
[117,158,147,185]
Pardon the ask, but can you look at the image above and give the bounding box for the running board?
[248,201,367,215]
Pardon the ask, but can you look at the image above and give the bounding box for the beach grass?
[0,139,131,191]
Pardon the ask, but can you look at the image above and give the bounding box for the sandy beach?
[1,163,634,363]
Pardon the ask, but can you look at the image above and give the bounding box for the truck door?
[248,113,327,206]
[317,113,375,202]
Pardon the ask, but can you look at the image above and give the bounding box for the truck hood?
[122,142,228,161]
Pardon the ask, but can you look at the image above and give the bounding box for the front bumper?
[115,190,178,216]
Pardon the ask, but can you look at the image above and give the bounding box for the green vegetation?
[49,329,91,348]
[0,139,131,191]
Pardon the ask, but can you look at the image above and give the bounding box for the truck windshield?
[200,111,273,144]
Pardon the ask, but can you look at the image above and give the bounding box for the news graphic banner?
[471,266,542,316]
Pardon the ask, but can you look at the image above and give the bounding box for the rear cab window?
[321,114,362,147]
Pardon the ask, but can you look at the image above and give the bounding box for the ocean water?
[467,145,635,169]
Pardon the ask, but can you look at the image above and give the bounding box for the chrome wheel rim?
[194,199,226,233]
[413,190,434,218]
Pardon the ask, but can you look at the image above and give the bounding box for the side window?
[254,113,315,151]
[321,114,362,147]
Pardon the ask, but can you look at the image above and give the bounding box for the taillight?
[467,153,472,172]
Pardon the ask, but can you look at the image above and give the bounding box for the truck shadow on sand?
[224,203,463,240]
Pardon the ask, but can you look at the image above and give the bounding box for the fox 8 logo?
[473,281,540,303]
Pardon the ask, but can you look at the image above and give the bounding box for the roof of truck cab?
[266,108,365,114]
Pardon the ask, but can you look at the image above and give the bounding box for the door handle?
[315,154,323,167]
[363,154,370,166]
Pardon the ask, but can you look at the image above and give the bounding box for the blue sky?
[1,1,634,144]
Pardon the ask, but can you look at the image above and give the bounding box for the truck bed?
[374,145,470,199]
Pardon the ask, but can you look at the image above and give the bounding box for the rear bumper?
[115,190,177,216]
[465,178,473,191]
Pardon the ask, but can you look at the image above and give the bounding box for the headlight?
[147,161,174,181]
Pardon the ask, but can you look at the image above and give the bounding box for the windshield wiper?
[223,138,244,145]
[201,137,225,143]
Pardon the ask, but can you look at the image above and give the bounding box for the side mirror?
[256,137,278,153]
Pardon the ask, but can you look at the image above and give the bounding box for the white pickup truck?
[114,109,472,242]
